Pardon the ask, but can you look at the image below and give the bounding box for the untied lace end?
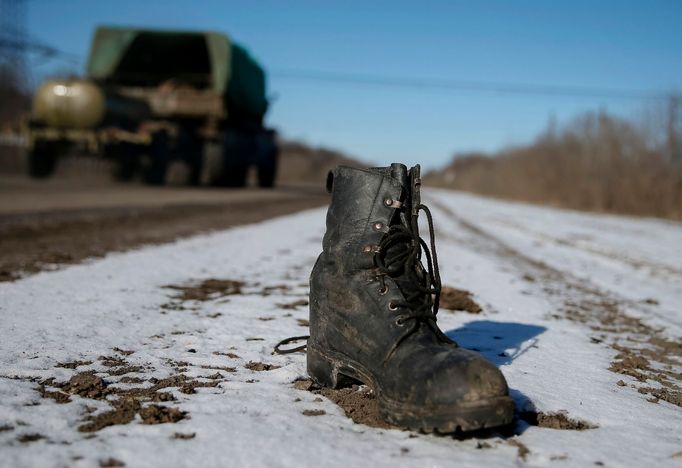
[273,335,309,355]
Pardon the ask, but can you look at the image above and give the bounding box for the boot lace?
[376,203,446,361]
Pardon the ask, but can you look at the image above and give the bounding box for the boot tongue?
[389,163,410,190]
[383,164,429,309]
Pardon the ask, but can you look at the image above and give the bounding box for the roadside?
[0,175,327,281]
[429,192,682,408]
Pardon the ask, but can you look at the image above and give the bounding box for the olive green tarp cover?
[87,26,268,119]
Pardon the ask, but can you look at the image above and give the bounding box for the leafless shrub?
[428,101,682,220]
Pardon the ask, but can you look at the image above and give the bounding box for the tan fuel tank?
[32,78,106,129]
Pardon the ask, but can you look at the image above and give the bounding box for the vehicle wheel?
[258,152,277,188]
[219,130,249,187]
[28,141,58,178]
[201,140,223,186]
[257,130,278,188]
[223,162,248,187]
[108,143,139,181]
[142,131,169,185]
[178,131,203,186]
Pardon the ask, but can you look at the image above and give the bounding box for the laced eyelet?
[384,198,402,209]
[388,301,398,311]
[378,285,389,295]
[373,222,384,231]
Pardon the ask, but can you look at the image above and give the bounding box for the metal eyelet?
[395,316,405,326]
[388,302,398,311]
[362,245,373,253]
[384,198,393,206]
[378,285,389,295]
[373,222,384,231]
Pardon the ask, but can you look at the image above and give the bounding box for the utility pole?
[667,95,681,165]
[0,0,28,84]
[0,0,28,123]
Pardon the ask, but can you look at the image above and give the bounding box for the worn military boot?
[308,163,514,432]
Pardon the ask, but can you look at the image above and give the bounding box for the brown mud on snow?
[277,299,309,310]
[99,458,125,467]
[293,378,596,438]
[245,361,281,372]
[16,433,46,443]
[439,287,483,314]
[519,411,596,430]
[55,360,93,369]
[506,438,530,461]
[293,378,396,430]
[164,279,244,302]
[36,354,226,433]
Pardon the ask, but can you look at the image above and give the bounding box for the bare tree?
[666,95,681,164]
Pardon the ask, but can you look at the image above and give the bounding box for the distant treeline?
[427,98,682,220]
[276,139,368,186]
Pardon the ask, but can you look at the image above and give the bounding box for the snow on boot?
[308,163,515,432]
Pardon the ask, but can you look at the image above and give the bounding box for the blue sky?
[27,0,682,168]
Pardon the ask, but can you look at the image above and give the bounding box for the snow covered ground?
[1,190,680,467]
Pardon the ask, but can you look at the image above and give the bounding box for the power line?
[0,38,78,61]
[270,68,676,101]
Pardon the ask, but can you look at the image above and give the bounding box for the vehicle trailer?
[27,26,278,187]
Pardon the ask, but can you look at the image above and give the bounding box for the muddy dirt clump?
[293,379,396,430]
[520,411,596,430]
[245,361,281,372]
[507,438,530,460]
[165,279,244,302]
[17,433,45,443]
[99,458,125,467]
[439,287,482,314]
[55,360,92,369]
[278,299,309,310]
[37,358,225,432]
[79,398,141,432]
[139,405,187,425]
[213,351,241,359]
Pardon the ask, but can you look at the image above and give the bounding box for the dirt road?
[0,175,328,281]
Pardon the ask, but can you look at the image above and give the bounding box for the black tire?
[142,131,170,185]
[178,131,203,186]
[219,129,249,187]
[223,162,248,187]
[257,130,278,188]
[257,152,277,188]
[202,140,223,186]
[108,143,139,182]
[28,141,59,178]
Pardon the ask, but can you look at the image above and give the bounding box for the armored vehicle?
[28,26,278,187]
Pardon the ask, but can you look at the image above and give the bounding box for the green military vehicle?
[28,26,278,187]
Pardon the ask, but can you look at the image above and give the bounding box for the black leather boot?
[308,163,514,432]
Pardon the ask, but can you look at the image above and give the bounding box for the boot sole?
[307,344,515,433]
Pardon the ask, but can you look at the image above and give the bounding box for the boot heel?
[307,346,341,388]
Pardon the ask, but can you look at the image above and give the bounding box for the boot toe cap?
[389,348,509,406]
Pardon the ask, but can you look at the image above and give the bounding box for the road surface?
[0,176,328,281]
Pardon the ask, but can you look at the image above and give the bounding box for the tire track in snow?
[429,198,682,408]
